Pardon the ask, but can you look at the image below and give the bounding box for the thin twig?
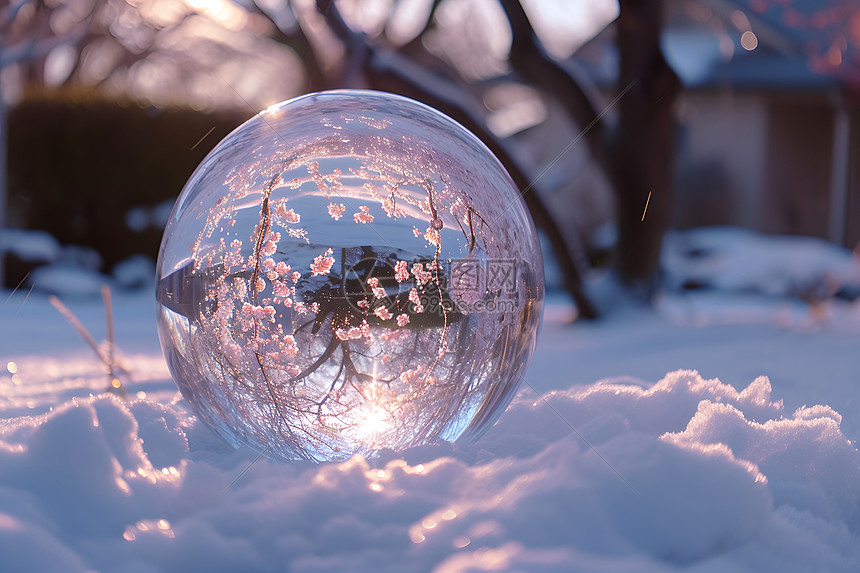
[102,285,121,391]
[49,295,109,365]
[15,283,35,317]
[3,271,31,305]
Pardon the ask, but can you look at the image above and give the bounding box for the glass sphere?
[156,90,544,462]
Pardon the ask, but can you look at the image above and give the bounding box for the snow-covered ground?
[1,227,859,572]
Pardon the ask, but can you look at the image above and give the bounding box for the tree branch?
[366,49,598,318]
[498,0,612,175]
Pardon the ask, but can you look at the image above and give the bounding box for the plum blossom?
[411,263,433,286]
[328,202,346,220]
[424,227,440,246]
[281,335,298,357]
[367,277,387,299]
[374,306,393,321]
[354,205,374,224]
[409,288,425,314]
[310,248,335,276]
[395,260,409,283]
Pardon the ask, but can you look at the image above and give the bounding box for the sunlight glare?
[357,405,392,440]
[184,0,248,30]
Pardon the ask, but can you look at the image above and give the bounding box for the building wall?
[845,110,860,249]
[674,90,860,250]
[763,98,834,239]
[674,91,768,230]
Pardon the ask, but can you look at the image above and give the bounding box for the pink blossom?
[374,306,392,320]
[424,227,440,246]
[409,288,420,304]
[396,313,410,327]
[310,248,335,276]
[261,241,277,257]
[335,326,364,341]
[400,365,424,384]
[273,280,292,298]
[328,202,346,220]
[354,205,374,224]
[280,208,300,224]
[281,335,298,357]
[411,263,433,285]
[381,197,396,218]
[409,289,425,314]
[394,260,409,283]
[224,239,244,270]
[240,302,276,324]
[367,277,386,299]
[287,227,308,242]
[233,277,247,299]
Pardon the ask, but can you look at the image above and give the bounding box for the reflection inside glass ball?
[156,90,544,462]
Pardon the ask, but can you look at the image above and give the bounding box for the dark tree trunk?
[612,0,680,297]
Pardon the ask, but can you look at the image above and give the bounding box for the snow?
[662,226,860,300]
[112,256,156,290]
[28,263,112,298]
[1,227,859,572]
[0,228,62,263]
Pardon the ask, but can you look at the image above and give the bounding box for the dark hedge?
[6,92,250,283]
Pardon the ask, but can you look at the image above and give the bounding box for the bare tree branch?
[315,0,369,87]
[253,0,326,92]
[612,0,680,295]
[308,0,598,317]
[498,0,612,175]
[366,49,598,318]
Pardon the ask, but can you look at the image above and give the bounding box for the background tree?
[1,0,96,288]
[275,0,680,314]
[4,0,682,318]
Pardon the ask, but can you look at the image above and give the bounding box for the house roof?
[573,0,859,92]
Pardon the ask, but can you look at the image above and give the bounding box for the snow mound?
[28,263,111,298]
[0,229,62,263]
[113,255,156,290]
[1,369,858,572]
[662,226,860,300]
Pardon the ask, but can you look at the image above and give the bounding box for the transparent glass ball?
[156,90,544,462]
